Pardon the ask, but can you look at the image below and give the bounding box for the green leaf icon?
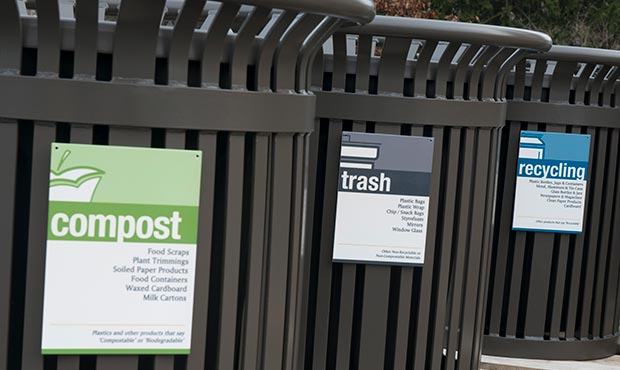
[50,150,105,202]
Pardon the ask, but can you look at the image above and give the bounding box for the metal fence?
[484,46,620,360]
[0,1,374,370]
[304,16,551,370]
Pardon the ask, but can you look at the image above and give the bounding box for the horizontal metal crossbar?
[0,74,316,132]
[315,91,506,127]
[507,101,620,128]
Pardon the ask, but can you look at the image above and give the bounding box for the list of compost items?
[113,246,192,303]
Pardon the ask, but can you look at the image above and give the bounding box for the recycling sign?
[41,143,202,355]
[512,131,591,233]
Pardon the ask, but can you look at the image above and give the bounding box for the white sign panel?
[42,144,202,355]
[512,131,591,233]
[332,132,434,266]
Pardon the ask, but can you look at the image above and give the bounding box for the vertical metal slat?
[229,7,271,88]
[262,134,294,370]
[200,4,241,86]
[488,122,522,334]
[35,0,61,74]
[434,42,462,99]
[21,123,56,370]
[428,128,461,370]
[112,0,166,81]
[0,0,22,70]
[548,61,579,104]
[452,45,482,100]
[603,133,620,335]
[274,15,323,92]
[186,132,218,370]
[376,37,411,95]
[354,35,373,93]
[458,128,492,370]
[0,120,18,370]
[255,11,297,91]
[467,46,499,101]
[413,126,445,370]
[216,133,246,370]
[592,129,619,338]
[241,134,270,370]
[167,0,207,84]
[330,33,348,91]
[152,129,186,370]
[74,0,99,77]
[311,121,342,370]
[579,128,607,338]
[413,40,438,98]
[284,134,307,370]
[56,124,94,370]
[444,128,476,370]
[564,126,595,339]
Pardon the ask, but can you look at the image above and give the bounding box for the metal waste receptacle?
[303,16,551,370]
[0,1,374,370]
[484,46,620,360]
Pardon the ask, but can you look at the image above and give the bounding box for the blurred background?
[376,0,620,49]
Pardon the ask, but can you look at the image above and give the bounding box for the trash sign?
[512,131,591,233]
[41,143,202,355]
[332,132,434,266]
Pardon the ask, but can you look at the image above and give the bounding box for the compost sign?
[41,143,202,355]
[332,132,434,266]
[512,131,591,233]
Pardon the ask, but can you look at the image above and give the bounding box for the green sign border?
[42,349,191,355]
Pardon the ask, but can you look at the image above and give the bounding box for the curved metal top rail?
[342,15,552,52]
[223,0,375,24]
[529,45,620,65]
[95,0,376,24]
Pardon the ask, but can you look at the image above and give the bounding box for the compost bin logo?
[46,144,200,245]
[49,149,105,202]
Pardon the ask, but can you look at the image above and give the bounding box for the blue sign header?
[517,131,590,181]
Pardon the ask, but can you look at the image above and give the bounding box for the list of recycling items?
[112,246,192,303]
[530,178,585,209]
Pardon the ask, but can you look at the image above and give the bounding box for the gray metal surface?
[0,120,18,370]
[305,16,550,370]
[344,16,552,52]
[0,1,376,370]
[484,45,620,360]
[0,74,317,133]
[95,0,376,25]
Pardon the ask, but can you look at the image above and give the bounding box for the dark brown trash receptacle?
[304,15,551,370]
[0,1,374,370]
[485,46,620,361]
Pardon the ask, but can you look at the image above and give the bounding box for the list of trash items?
[333,192,430,265]
[386,197,428,234]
